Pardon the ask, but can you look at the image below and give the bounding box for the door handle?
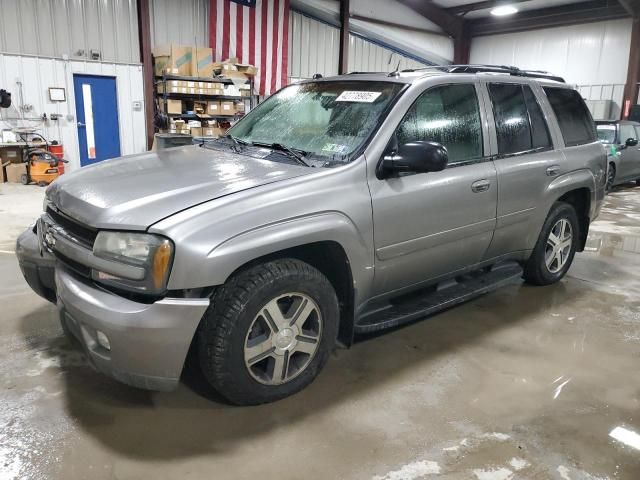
[77,122,86,127]
[546,165,560,176]
[471,179,491,193]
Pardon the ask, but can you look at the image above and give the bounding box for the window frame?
[542,86,597,148]
[390,82,487,169]
[487,81,554,159]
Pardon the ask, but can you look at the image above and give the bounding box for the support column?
[137,0,154,149]
[622,18,640,119]
[338,0,350,75]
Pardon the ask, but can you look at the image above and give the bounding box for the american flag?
[210,0,290,96]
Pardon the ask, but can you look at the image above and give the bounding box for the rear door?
[369,82,497,295]
[481,81,559,257]
[618,123,640,181]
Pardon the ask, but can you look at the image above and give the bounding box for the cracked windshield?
[217,81,404,167]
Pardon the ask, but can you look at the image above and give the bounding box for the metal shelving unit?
[154,73,257,124]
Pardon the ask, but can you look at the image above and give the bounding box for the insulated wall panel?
[288,10,431,80]
[149,0,210,48]
[0,0,139,63]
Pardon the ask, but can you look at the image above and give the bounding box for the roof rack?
[398,64,566,83]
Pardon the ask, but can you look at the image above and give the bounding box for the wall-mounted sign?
[48,87,66,102]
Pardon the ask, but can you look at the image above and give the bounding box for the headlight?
[92,231,174,295]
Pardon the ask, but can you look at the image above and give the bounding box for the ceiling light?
[491,5,519,16]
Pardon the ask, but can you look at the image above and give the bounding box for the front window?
[596,124,617,144]
[224,81,404,166]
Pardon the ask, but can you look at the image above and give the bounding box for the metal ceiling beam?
[446,0,532,15]
[397,0,463,37]
[469,0,630,36]
[618,0,640,17]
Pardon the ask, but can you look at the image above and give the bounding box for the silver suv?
[16,66,606,405]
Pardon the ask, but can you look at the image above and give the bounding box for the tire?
[197,258,339,405]
[20,173,29,185]
[635,179,640,187]
[606,163,616,192]
[523,202,579,286]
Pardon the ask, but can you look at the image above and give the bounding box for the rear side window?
[543,87,596,147]
[396,83,483,164]
[620,124,638,143]
[488,83,552,155]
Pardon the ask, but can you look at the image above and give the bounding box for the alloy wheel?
[545,219,573,274]
[244,293,322,385]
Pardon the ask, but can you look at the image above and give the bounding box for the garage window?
[396,84,483,165]
[543,87,596,147]
[488,83,551,156]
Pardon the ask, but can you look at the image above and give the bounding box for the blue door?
[73,74,121,167]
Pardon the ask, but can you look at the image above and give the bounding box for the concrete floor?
[1,182,640,480]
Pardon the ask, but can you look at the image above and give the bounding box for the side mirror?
[626,137,638,147]
[378,141,448,179]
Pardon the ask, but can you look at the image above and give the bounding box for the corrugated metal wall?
[470,18,633,119]
[288,10,429,80]
[149,0,210,48]
[0,53,147,171]
[0,0,139,64]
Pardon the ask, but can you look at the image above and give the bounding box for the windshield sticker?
[322,143,349,154]
[336,91,382,103]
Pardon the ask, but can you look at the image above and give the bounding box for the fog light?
[96,330,111,350]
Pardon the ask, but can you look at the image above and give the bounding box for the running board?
[354,263,523,335]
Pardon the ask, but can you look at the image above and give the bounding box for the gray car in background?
[16,66,606,405]
[596,120,640,190]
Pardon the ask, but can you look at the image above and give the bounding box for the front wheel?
[197,258,339,405]
[523,202,579,286]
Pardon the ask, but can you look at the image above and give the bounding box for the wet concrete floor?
[1,182,639,479]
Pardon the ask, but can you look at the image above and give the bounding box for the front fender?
[165,211,374,305]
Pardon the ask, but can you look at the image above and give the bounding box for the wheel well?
[557,188,590,252]
[228,241,355,347]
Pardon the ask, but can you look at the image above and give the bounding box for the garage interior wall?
[0,0,146,172]
[288,10,432,81]
[0,54,147,172]
[470,18,634,120]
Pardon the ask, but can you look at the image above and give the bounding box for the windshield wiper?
[252,142,311,167]
[221,134,250,151]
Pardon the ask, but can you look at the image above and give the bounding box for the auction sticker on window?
[336,91,382,103]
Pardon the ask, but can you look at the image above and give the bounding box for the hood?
[47,145,312,229]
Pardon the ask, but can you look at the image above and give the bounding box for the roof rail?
[400,64,566,83]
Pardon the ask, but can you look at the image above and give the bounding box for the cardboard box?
[190,127,203,137]
[220,101,236,115]
[5,162,27,183]
[157,84,189,94]
[0,146,22,164]
[207,101,222,115]
[235,101,245,113]
[236,63,258,76]
[193,101,208,114]
[152,45,193,76]
[162,99,182,114]
[193,47,214,77]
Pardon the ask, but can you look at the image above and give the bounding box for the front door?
[369,83,497,296]
[617,123,640,182]
[73,74,121,167]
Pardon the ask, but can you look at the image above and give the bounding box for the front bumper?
[16,226,210,392]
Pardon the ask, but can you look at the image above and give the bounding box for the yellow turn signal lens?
[152,242,172,289]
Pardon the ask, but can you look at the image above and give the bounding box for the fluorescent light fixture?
[491,5,519,16]
[610,426,640,450]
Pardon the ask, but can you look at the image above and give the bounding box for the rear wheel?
[20,173,29,185]
[606,163,616,192]
[197,258,339,405]
[523,202,579,286]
